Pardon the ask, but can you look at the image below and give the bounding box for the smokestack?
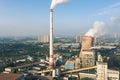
[49,9,54,69]
[79,36,93,57]
[49,0,69,69]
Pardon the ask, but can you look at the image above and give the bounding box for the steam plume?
[85,21,106,37]
[50,0,69,9]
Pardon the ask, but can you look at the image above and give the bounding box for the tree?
[108,55,120,69]
[0,67,4,73]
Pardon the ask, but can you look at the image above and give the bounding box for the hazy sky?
[0,0,120,37]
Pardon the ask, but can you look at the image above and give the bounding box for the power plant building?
[96,53,119,80]
[107,69,119,80]
[81,50,95,68]
[96,62,108,80]
[75,57,81,69]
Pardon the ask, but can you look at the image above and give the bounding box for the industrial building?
[114,32,120,39]
[3,67,13,73]
[75,57,81,69]
[96,62,108,80]
[0,73,24,80]
[107,69,119,80]
[76,35,81,43]
[96,53,119,80]
[38,35,49,43]
[81,50,95,68]
[96,61,119,80]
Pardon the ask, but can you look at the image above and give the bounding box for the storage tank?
[65,60,75,70]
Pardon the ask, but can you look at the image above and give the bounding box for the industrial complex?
[0,0,120,80]
[0,35,119,80]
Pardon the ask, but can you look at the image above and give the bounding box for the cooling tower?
[79,36,93,57]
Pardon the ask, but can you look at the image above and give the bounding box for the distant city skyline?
[0,0,120,37]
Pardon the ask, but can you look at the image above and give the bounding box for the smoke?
[85,21,106,37]
[50,0,69,9]
[85,17,120,37]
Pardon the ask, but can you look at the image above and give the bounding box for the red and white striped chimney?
[49,9,54,69]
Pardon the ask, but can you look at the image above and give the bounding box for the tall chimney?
[79,36,93,57]
[49,9,54,69]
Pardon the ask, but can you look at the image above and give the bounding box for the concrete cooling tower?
[79,36,93,57]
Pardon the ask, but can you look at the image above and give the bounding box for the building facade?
[107,69,119,80]
[76,36,81,43]
[38,35,49,43]
[81,50,95,68]
[97,62,108,80]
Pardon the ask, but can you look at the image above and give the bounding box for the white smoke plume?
[85,21,106,37]
[50,0,69,9]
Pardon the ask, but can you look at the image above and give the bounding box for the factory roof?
[0,73,22,80]
[65,60,75,65]
[108,69,119,72]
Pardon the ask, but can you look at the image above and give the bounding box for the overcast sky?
[0,0,120,37]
